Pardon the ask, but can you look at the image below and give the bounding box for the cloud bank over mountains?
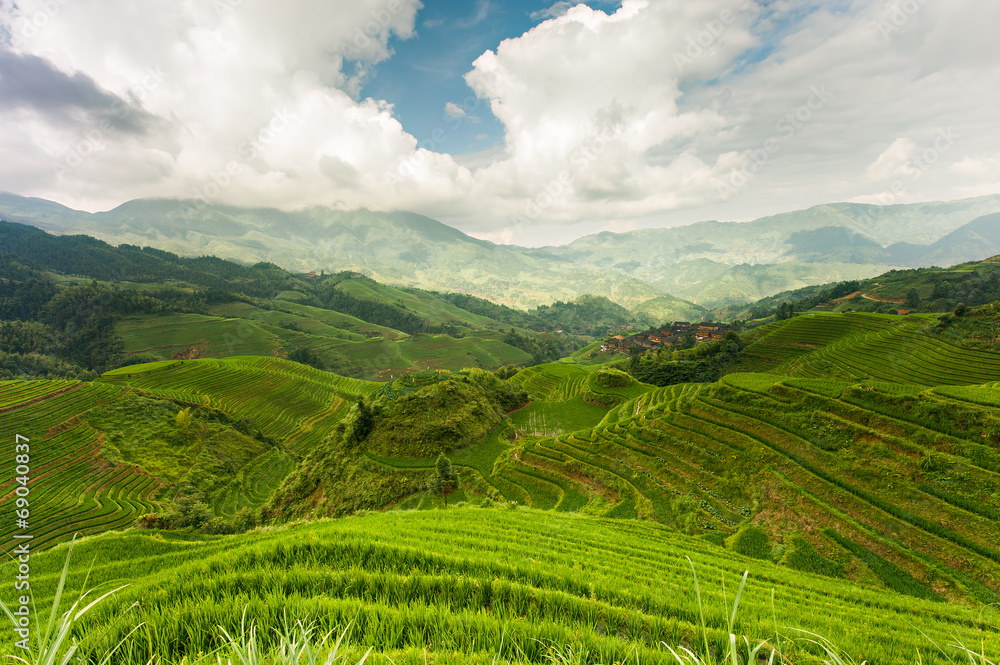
[0,0,998,245]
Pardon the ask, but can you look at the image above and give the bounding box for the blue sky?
[361,1,622,156]
[1,0,999,245]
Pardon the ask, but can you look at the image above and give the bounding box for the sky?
[0,0,998,247]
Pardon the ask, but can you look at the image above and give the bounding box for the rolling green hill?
[2,220,663,381]
[6,311,1000,610]
[5,193,1000,311]
[4,222,1000,665]
[738,255,1000,321]
[2,508,996,664]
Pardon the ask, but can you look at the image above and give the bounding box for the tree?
[344,398,374,447]
[904,289,921,310]
[175,406,194,432]
[428,453,460,505]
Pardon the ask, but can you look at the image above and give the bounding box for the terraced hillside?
[0,358,382,554]
[364,315,1000,603]
[101,357,380,453]
[5,509,996,665]
[0,380,164,551]
[116,300,534,380]
[733,312,1000,384]
[6,311,1000,630]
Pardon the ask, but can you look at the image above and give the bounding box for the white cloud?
[1,0,999,247]
[865,138,920,183]
[0,0,475,213]
[950,152,1000,198]
[443,102,466,119]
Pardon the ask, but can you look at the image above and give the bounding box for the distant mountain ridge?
[2,192,999,310]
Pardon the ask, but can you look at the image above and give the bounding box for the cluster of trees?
[502,328,579,364]
[0,257,241,378]
[136,493,262,535]
[923,268,1000,311]
[439,292,641,336]
[621,332,744,387]
[749,281,861,320]
[528,295,637,335]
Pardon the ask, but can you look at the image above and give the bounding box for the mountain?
[0,194,663,309]
[910,212,1000,267]
[0,220,652,381]
[529,196,1000,306]
[738,252,1000,322]
[2,192,999,311]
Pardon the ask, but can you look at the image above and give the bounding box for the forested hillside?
[0,221,652,380]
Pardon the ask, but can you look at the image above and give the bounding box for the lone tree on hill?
[429,453,460,505]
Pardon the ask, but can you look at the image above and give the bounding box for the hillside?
[0,196,664,309]
[4,193,1000,310]
[4,310,1000,605]
[2,508,996,665]
[86,312,1000,605]
[739,255,1000,321]
[3,244,1000,663]
[0,220,659,380]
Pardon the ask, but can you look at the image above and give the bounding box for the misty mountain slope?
[913,212,1000,267]
[3,193,999,312]
[0,195,663,308]
[530,196,1000,281]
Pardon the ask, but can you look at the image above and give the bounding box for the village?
[600,321,734,354]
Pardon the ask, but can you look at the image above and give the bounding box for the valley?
[2,220,1000,664]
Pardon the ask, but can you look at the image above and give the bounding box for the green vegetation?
[743,259,1000,322]
[595,368,632,388]
[364,370,527,459]
[0,221,649,382]
[623,332,744,387]
[728,525,772,560]
[3,509,997,665]
[781,535,844,578]
[6,220,1000,664]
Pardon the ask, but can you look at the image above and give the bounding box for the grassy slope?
[366,314,1000,605]
[101,357,379,453]
[114,297,533,380]
[0,357,383,555]
[5,311,1000,661]
[2,508,995,665]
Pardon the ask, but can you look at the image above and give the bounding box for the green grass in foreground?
[1,509,996,665]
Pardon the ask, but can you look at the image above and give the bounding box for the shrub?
[203,516,237,535]
[595,368,632,388]
[729,524,772,560]
[782,535,844,577]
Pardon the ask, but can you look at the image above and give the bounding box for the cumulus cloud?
[950,153,1000,197]
[865,138,920,183]
[0,0,469,212]
[0,0,998,246]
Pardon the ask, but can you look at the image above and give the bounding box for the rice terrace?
[3,1,1000,663]
[3,241,1000,664]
